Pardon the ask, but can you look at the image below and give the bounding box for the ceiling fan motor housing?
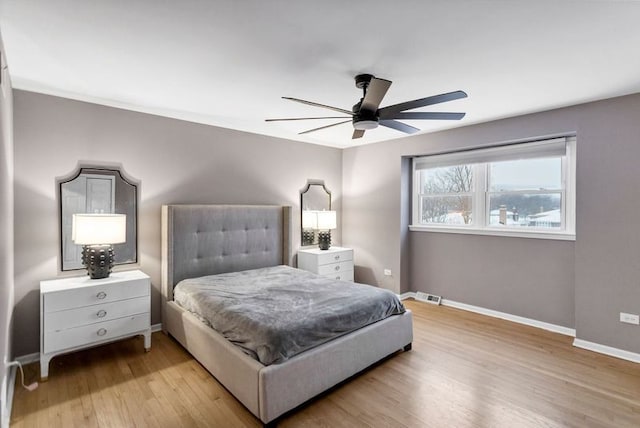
[352,100,379,130]
[354,73,374,89]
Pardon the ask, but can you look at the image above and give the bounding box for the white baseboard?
[400,292,576,337]
[398,292,416,301]
[442,298,576,337]
[573,338,640,364]
[405,294,640,364]
[16,353,38,365]
[16,324,163,366]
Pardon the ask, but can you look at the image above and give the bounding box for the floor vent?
[415,292,442,305]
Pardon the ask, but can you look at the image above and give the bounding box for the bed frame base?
[165,301,413,424]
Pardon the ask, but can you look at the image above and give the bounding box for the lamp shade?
[72,214,127,245]
[316,210,336,230]
[302,210,318,229]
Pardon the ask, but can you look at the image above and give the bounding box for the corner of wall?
[399,156,412,294]
[0,28,15,427]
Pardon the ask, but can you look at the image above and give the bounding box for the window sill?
[408,225,576,241]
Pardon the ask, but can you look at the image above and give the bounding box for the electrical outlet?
[383,269,392,276]
[620,312,640,325]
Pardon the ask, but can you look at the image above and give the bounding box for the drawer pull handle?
[336,276,341,280]
[334,265,340,271]
[97,328,107,336]
[334,255,340,260]
[97,310,107,318]
[96,292,107,300]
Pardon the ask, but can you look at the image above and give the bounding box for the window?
[411,136,576,240]
[419,165,474,225]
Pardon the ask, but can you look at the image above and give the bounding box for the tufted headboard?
[161,204,292,303]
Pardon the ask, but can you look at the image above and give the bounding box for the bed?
[161,204,413,426]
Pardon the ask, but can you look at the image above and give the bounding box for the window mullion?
[473,163,487,227]
[412,165,420,225]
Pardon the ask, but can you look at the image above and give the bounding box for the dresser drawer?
[43,312,150,354]
[44,296,149,332]
[44,278,149,313]
[316,260,353,276]
[315,249,353,266]
[324,269,354,282]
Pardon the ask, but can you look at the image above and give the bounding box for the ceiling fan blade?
[282,97,353,115]
[378,90,468,116]
[298,119,352,135]
[265,116,351,122]
[352,129,365,139]
[379,120,420,134]
[380,111,466,120]
[360,77,392,112]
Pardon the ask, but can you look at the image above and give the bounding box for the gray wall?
[12,90,343,356]
[11,88,640,358]
[343,93,640,354]
[0,30,14,422]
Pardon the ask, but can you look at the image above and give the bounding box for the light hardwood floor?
[11,300,640,427]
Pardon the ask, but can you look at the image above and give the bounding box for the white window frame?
[410,136,576,241]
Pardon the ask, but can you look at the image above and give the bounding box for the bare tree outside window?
[420,165,473,224]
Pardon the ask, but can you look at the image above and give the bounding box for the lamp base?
[302,230,315,246]
[81,244,114,279]
[318,231,332,250]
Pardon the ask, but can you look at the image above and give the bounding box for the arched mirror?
[58,165,138,271]
[300,180,331,246]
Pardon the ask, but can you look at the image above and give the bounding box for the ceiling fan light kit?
[353,120,378,131]
[266,73,467,140]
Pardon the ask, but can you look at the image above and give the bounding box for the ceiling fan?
[266,74,467,139]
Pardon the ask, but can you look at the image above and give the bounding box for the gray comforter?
[173,265,405,365]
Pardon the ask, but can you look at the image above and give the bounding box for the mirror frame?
[300,180,332,246]
[57,164,139,272]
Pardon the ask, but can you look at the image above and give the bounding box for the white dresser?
[298,246,354,281]
[40,270,151,380]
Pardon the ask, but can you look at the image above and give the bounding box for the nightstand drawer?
[44,296,149,332]
[325,269,354,281]
[44,278,149,312]
[316,260,353,276]
[315,249,353,266]
[43,312,150,354]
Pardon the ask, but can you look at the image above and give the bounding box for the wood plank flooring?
[11,300,640,427]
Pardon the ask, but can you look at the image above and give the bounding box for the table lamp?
[316,210,336,250]
[72,213,126,279]
[302,210,318,246]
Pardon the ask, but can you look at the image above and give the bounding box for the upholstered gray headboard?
[161,204,292,303]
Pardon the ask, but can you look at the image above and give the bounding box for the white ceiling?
[1,1,640,148]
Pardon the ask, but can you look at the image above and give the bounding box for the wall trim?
[397,294,640,364]
[400,292,576,337]
[398,292,416,301]
[442,298,576,337]
[15,353,38,365]
[16,324,162,365]
[573,338,640,364]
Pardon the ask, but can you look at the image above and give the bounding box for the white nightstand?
[40,269,151,380]
[298,246,354,281]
